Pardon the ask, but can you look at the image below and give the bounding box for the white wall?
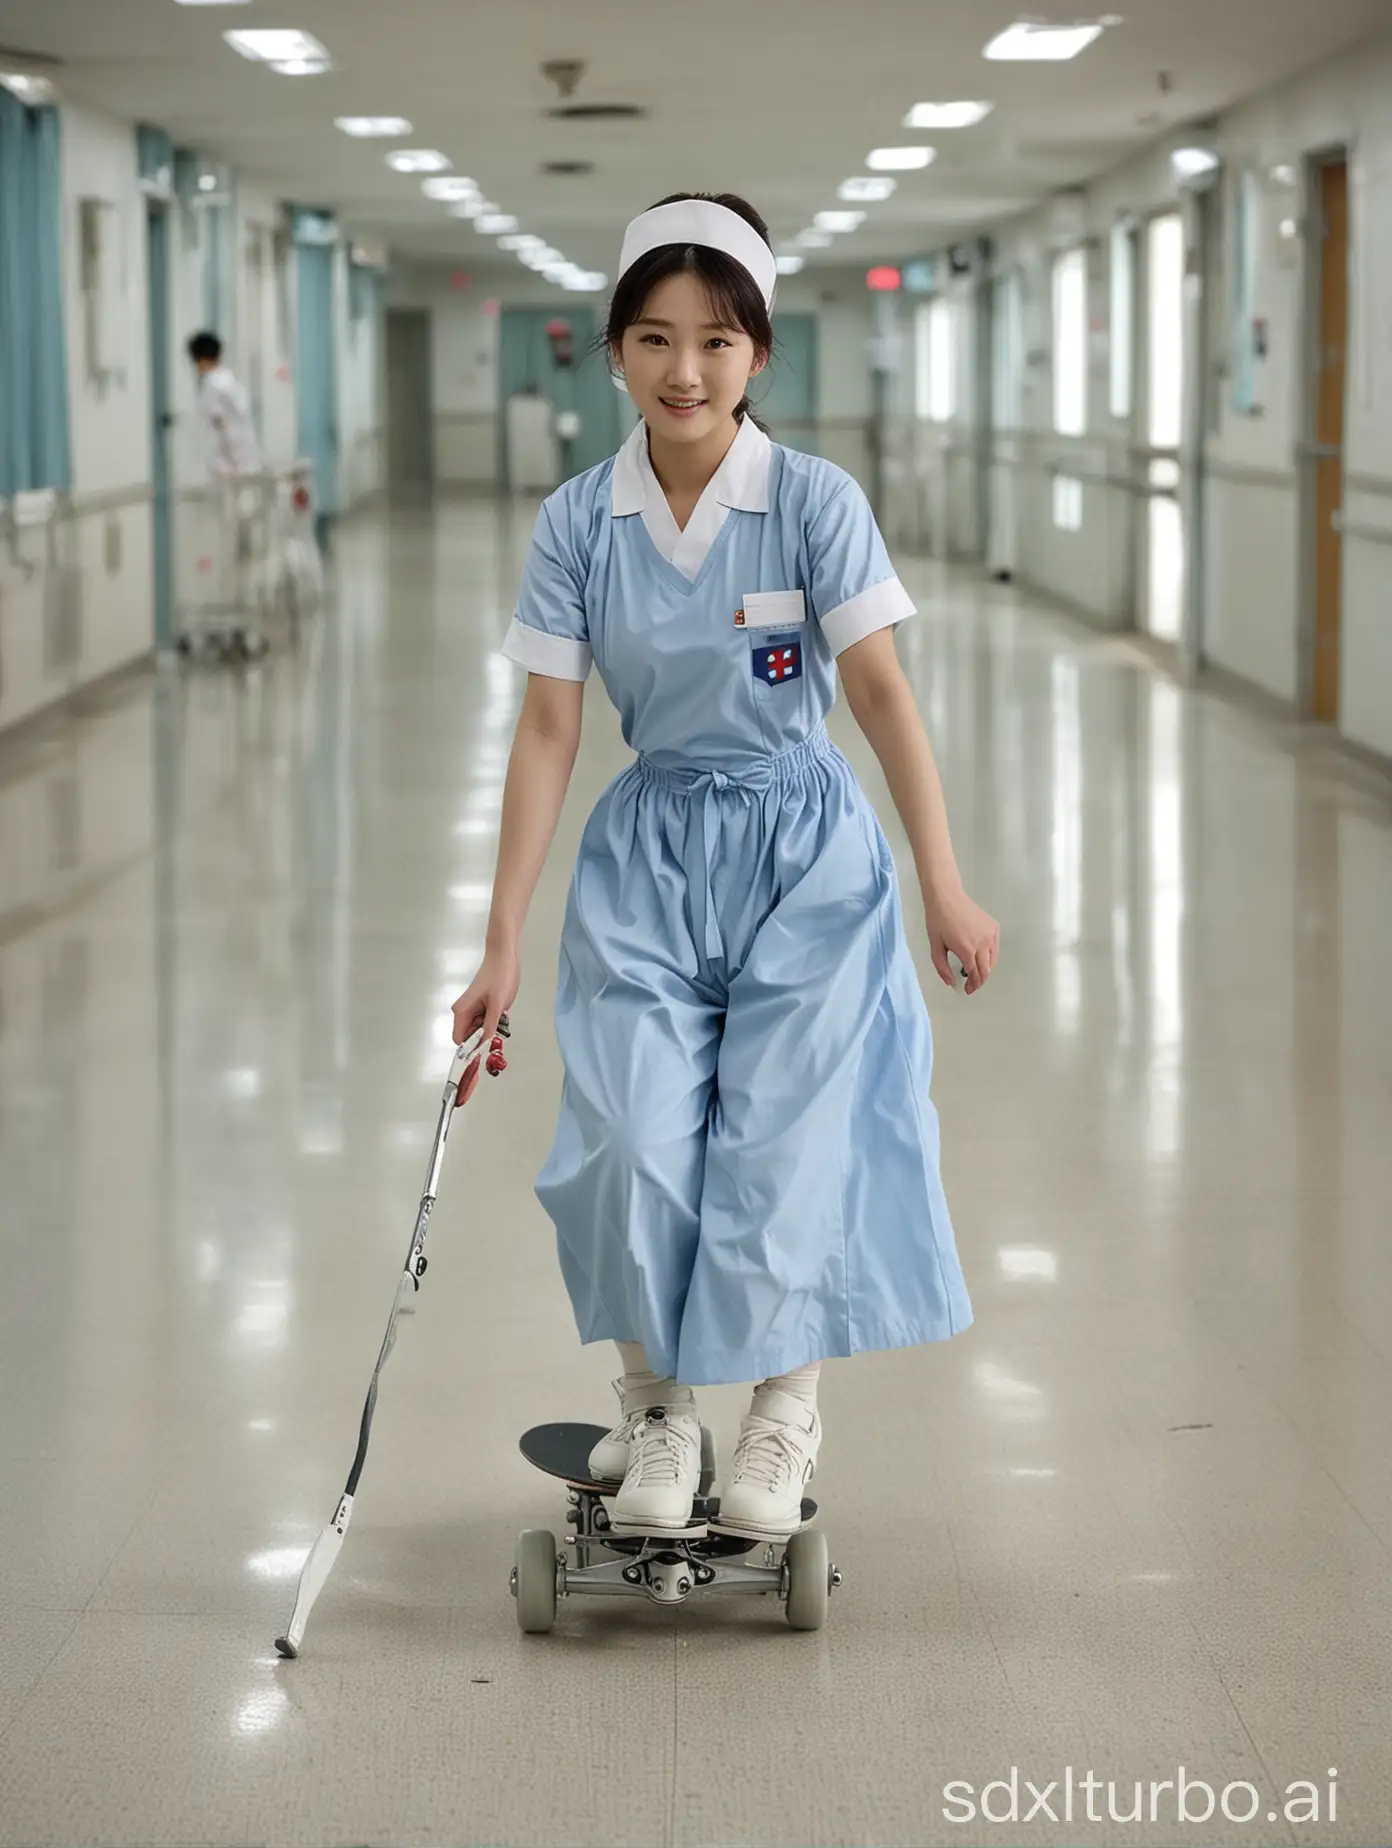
[972,25,1392,757]
[236,184,297,470]
[0,102,154,733]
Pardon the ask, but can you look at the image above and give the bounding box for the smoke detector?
[542,59,586,100]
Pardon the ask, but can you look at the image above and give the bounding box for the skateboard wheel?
[514,1529,559,1634]
[784,1528,830,1632]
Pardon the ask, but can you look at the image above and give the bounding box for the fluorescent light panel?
[814,210,866,232]
[983,20,1108,60]
[0,71,55,103]
[796,230,833,248]
[867,146,935,171]
[776,255,805,275]
[271,59,330,75]
[422,177,478,201]
[903,100,993,128]
[336,117,413,138]
[387,149,451,173]
[839,176,896,201]
[224,29,328,62]
[477,213,518,234]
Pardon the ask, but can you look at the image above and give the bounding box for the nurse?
[453,192,998,1541]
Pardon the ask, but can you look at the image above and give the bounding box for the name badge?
[737,589,806,630]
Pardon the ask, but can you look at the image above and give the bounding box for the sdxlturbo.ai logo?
[942,1765,1338,1827]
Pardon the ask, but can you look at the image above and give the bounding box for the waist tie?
[634,730,834,966]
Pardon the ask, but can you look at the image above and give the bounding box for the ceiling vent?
[542,160,594,175]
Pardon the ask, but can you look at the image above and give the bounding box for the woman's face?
[616,270,766,445]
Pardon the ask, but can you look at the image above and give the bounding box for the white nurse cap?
[617,199,778,310]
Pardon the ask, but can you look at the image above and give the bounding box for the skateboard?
[512,1422,841,1633]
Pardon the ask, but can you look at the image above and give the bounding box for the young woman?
[453,193,997,1542]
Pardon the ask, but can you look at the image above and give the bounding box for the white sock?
[614,1341,691,1407]
[755,1362,821,1411]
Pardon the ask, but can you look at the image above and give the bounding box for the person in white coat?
[186,331,267,646]
[187,331,263,479]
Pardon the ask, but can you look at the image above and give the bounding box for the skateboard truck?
[513,1422,842,1633]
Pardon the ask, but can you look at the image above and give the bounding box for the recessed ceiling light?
[422,177,478,201]
[1170,146,1219,179]
[271,58,331,76]
[796,230,833,248]
[477,214,519,234]
[983,20,1113,61]
[866,146,936,171]
[839,176,897,202]
[776,255,805,275]
[386,149,451,174]
[903,101,993,129]
[814,210,867,233]
[499,233,545,251]
[0,71,56,103]
[223,29,328,63]
[336,117,413,138]
[449,201,485,218]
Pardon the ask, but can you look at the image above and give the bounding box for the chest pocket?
[750,632,804,687]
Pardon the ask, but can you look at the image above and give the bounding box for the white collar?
[610,416,771,518]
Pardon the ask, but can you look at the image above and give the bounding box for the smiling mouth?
[659,397,706,409]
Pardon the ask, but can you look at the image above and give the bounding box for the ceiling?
[3,0,1388,273]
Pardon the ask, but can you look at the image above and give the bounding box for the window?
[1052,474,1083,530]
[992,270,1023,431]
[0,90,72,495]
[1109,222,1135,420]
[1051,248,1087,436]
[916,298,955,422]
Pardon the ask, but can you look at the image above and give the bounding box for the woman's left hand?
[924,885,1000,995]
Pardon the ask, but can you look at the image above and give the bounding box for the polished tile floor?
[1,500,1390,1847]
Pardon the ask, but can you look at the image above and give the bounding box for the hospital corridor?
[2,5,1392,1847]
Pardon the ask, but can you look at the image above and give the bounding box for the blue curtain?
[294,211,339,519]
[0,90,73,496]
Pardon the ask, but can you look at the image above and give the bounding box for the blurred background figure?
[187,329,263,480]
[185,329,268,656]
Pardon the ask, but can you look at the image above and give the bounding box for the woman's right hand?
[451,946,521,1102]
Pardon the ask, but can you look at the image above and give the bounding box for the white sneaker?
[714,1386,822,1540]
[611,1406,703,1532]
[587,1378,694,1482]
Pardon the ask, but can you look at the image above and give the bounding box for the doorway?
[1141,211,1185,643]
[1305,154,1348,722]
[385,308,435,500]
[498,307,619,485]
[145,201,175,652]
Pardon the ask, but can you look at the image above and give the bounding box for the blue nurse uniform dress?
[501,415,972,1386]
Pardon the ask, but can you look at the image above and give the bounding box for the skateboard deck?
[519,1422,816,1532]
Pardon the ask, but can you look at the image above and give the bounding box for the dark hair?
[187,331,222,364]
[603,192,775,427]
